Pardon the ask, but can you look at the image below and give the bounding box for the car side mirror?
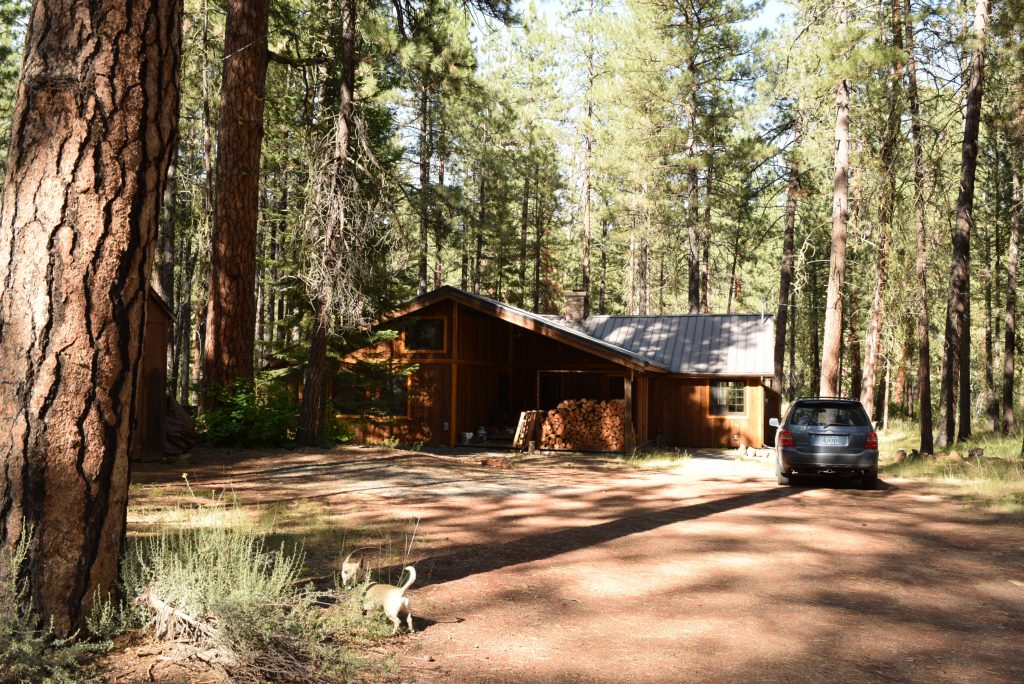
[768,418,780,428]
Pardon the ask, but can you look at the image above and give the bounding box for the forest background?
[0,0,1020,452]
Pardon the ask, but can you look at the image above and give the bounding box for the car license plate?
[812,434,848,447]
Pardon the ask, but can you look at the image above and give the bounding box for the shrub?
[198,375,298,447]
[0,531,110,683]
[122,508,391,682]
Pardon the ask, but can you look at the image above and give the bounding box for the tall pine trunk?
[518,155,531,307]
[1005,149,1021,435]
[774,152,799,396]
[861,0,901,418]
[820,0,851,397]
[297,0,356,444]
[417,86,430,296]
[204,0,271,401]
[940,0,987,444]
[906,0,933,453]
[0,0,181,633]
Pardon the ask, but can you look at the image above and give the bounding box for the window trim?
[707,380,747,418]
[402,317,448,354]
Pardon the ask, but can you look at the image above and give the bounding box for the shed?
[132,287,173,461]
[336,286,776,451]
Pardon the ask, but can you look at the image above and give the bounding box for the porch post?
[624,369,634,452]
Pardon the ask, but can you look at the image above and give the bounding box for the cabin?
[337,286,778,451]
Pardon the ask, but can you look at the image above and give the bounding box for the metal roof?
[552,314,775,376]
[393,287,774,377]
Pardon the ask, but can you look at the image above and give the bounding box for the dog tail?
[398,566,416,594]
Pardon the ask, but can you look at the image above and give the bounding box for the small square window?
[710,381,745,415]
[405,319,445,351]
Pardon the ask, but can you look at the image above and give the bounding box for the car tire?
[775,456,791,486]
[860,469,877,490]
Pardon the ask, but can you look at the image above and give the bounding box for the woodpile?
[540,398,626,452]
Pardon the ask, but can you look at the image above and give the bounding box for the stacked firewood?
[540,398,626,451]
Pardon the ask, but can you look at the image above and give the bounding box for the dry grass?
[880,420,1024,514]
[613,448,694,469]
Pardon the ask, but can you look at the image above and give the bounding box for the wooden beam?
[624,370,634,452]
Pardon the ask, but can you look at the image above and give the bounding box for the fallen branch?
[136,587,219,642]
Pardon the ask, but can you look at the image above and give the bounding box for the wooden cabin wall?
[646,378,765,448]
[354,362,451,444]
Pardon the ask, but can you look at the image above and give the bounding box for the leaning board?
[513,410,545,450]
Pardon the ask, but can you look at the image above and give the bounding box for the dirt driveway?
[132,447,1024,683]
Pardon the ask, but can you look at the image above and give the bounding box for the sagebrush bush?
[0,531,110,684]
[198,375,298,446]
[123,508,391,681]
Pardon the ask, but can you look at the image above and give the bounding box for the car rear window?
[789,402,869,427]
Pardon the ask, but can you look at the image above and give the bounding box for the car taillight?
[865,431,878,449]
[779,429,795,447]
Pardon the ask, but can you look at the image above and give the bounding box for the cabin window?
[333,368,410,418]
[405,318,445,351]
[709,381,745,416]
[380,375,410,416]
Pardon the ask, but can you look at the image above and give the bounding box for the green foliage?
[0,531,110,684]
[198,375,299,447]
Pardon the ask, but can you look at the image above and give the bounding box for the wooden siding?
[645,377,765,448]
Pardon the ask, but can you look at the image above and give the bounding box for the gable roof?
[388,286,774,377]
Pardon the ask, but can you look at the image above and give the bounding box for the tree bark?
[774,153,799,396]
[518,155,530,307]
[417,86,430,296]
[700,163,713,313]
[599,219,608,314]
[686,167,700,313]
[940,0,987,444]
[0,0,181,634]
[203,0,271,401]
[475,170,484,294]
[297,0,356,444]
[906,0,933,453]
[1004,150,1021,435]
[820,25,850,396]
[861,0,902,418]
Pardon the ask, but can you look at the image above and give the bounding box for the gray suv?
[769,398,879,489]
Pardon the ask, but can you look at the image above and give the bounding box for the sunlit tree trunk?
[820,0,851,397]
[905,0,933,453]
[204,0,271,401]
[1005,149,1020,435]
[298,0,356,444]
[774,152,798,396]
[940,0,987,444]
[0,0,181,634]
[861,0,901,419]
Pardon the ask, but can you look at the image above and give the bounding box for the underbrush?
[880,419,1024,513]
[119,502,396,682]
[0,531,111,683]
[198,376,299,447]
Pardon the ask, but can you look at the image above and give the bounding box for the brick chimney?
[563,290,587,323]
